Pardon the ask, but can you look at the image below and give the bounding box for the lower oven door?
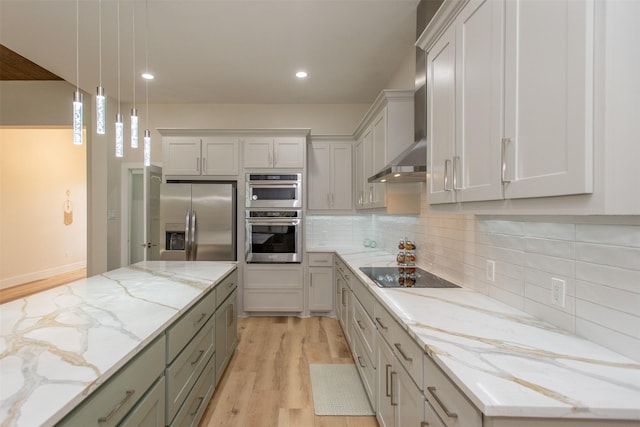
[245,218,302,263]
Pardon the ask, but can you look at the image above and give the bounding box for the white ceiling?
[0,0,419,104]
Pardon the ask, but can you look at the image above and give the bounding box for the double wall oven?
[245,173,303,263]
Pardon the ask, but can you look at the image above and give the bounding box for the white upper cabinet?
[163,135,239,177]
[244,137,305,169]
[503,0,594,199]
[308,138,353,211]
[418,0,640,214]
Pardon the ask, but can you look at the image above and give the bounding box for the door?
[377,338,396,427]
[331,143,353,210]
[244,137,274,168]
[191,183,236,261]
[163,137,201,175]
[308,142,331,210]
[503,0,594,198]
[144,165,162,261]
[202,137,239,175]
[273,137,304,168]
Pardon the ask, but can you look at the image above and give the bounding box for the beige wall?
[0,128,87,288]
[383,46,416,90]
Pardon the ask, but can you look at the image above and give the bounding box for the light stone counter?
[0,261,236,427]
[311,246,640,422]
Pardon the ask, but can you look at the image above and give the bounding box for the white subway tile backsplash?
[576,242,640,271]
[576,224,640,247]
[307,212,640,361]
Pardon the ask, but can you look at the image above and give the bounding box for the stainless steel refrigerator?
[159,182,236,261]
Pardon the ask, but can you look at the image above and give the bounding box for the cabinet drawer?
[374,301,423,389]
[424,354,481,427]
[166,288,216,363]
[170,353,216,427]
[351,276,375,319]
[308,252,334,266]
[119,376,166,427]
[352,328,376,407]
[215,270,237,309]
[353,298,376,364]
[335,257,352,288]
[243,289,303,312]
[58,336,166,427]
[166,315,215,423]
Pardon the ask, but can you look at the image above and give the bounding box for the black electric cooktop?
[359,266,460,289]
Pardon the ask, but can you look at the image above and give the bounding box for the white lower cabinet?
[335,258,353,346]
[244,265,303,312]
[308,252,334,312]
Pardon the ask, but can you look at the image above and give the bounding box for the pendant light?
[115,0,124,157]
[143,0,151,166]
[130,4,138,148]
[72,0,83,145]
[96,0,106,135]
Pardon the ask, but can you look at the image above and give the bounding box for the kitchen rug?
[309,364,375,416]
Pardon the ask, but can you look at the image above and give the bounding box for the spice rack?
[396,237,417,287]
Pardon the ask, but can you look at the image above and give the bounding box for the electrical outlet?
[551,278,566,307]
[486,260,495,282]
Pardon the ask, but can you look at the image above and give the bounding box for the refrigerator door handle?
[191,210,198,260]
[185,210,192,260]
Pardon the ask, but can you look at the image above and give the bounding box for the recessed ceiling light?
[141,73,154,80]
[295,71,308,79]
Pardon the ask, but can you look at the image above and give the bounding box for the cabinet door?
[397,367,424,427]
[331,143,353,210]
[370,112,387,208]
[355,139,366,209]
[244,137,274,168]
[202,137,239,175]
[503,0,594,199]
[119,377,165,427]
[215,289,237,383]
[376,338,396,427]
[455,0,504,202]
[308,266,333,311]
[274,137,304,168]
[163,137,201,175]
[308,142,332,209]
[427,25,457,204]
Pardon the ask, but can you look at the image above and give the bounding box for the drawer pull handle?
[385,364,392,397]
[390,371,398,406]
[394,343,413,362]
[193,312,207,325]
[427,386,458,419]
[375,317,388,330]
[190,396,205,417]
[356,320,365,330]
[357,356,366,368]
[421,422,430,427]
[191,350,205,366]
[228,281,235,289]
[98,389,135,423]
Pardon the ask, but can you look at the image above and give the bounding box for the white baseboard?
[0,261,87,290]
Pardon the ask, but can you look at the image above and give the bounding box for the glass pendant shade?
[131,108,139,148]
[144,129,151,166]
[73,90,83,145]
[96,86,106,135]
[115,113,124,157]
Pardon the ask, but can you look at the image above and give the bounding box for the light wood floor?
[200,316,379,427]
[0,268,87,304]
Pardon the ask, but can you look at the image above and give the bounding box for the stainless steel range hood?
[368,0,441,185]
[368,138,427,183]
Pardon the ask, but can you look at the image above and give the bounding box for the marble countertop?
[0,261,236,427]
[314,246,640,421]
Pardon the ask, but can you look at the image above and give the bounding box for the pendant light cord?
[117,0,121,115]
[145,0,149,125]
[98,0,102,86]
[132,5,136,108]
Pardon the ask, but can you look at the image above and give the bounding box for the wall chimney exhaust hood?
[368,138,427,183]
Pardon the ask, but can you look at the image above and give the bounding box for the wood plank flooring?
[0,268,86,304]
[200,316,379,427]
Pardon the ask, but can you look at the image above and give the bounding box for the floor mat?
[309,364,375,416]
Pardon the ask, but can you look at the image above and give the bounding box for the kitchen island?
[0,261,237,427]
[313,246,640,425]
